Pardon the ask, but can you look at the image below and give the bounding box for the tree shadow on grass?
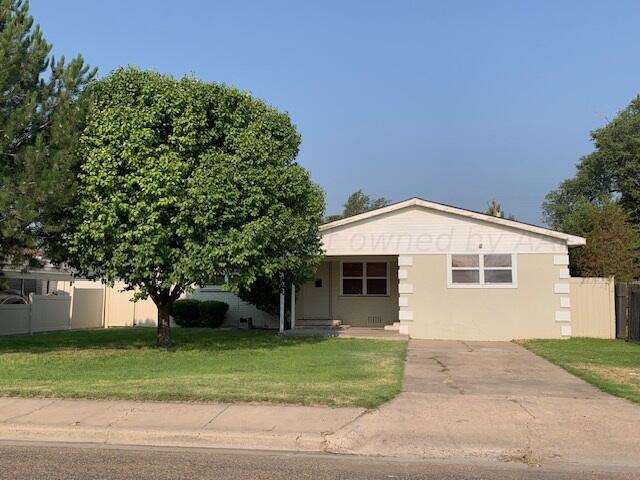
[0,327,332,354]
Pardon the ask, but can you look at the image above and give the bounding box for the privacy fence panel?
[569,277,616,338]
[71,287,105,329]
[615,282,640,340]
[30,295,72,333]
[0,304,30,335]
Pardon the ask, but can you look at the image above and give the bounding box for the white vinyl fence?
[0,292,106,336]
[0,304,30,336]
[0,295,72,335]
[31,295,72,333]
[0,280,278,336]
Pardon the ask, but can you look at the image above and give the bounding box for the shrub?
[171,299,202,327]
[199,300,229,328]
[171,299,229,328]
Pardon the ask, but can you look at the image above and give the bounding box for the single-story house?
[293,197,586,341]
[2,196,594,341]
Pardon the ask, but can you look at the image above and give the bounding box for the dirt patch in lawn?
[575,364,640,387]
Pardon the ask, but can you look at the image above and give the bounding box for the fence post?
[102,284,108,328]
[615,283,629,339]
[68,280,74,329]
[279,289,285,333]
[608,277,616,338]
[624,283,630,341]
[28,293,33,335]
[630,284,640,341]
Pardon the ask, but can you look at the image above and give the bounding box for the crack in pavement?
[200,405,230,430]
[103,407,139,446]
[503,397,541,467]
[320,408,371,453]
[430,356,464,394]
[1,399,58,424]
[458,340,474,352]
[327,408,371,437]
[106,407,137,429]
[509,398,536,420]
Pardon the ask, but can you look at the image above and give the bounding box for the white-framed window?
[341,261,388,296]
[200,274,229,292]
[447,254,516,288]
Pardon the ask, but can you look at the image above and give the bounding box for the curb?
[0,423,325,452]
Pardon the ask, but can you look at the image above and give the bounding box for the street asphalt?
[0,441,638,480]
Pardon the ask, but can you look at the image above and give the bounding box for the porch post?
[279,289,285,333]
[290,284,296,330]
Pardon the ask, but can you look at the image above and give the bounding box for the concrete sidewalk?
[0,397,364,452]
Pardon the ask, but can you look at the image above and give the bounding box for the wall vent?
[367,315,384,324]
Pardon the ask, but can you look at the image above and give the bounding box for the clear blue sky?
[31,1,640,224]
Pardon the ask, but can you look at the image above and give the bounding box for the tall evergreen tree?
[0,0,95,266]
[485,199,516,220]
[485,199,504,218]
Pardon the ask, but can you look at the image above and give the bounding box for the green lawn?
[522,338,640,404]
[0,328,406,408]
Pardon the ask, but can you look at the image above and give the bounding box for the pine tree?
[0,0,95,266]
[485,199,504,218]
[485,199,516,220]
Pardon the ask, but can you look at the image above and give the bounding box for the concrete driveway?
[327,340,640,469]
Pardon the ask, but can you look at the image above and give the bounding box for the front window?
[450,254,480,284]
[449,254,515,287]
[342,262,388,296]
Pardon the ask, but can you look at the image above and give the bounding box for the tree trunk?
[156,300,172,347]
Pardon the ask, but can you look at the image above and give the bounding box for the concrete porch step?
[284,326,407,340]
[295,319,342,327]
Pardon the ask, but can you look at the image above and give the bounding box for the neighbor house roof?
[1,259,73,281]
[320,197,586,247]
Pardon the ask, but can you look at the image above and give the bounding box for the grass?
[522,338,640,404]
[0,328,407,408]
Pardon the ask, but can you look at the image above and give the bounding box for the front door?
[299,262,331,319]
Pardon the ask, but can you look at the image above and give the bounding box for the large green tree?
[543,95,640,280]
[66,68,324,346]
[325,189,390,222]
[542,153,613,231]
[592,96,640,224]
[561,201,638,280]
[0,0,95,266]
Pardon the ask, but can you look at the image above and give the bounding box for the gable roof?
[320,197,586,247]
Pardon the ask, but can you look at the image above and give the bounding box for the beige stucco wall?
[297,256,399,327]
[401,253,570,341]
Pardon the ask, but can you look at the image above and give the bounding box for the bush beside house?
[172,299,229,328]
[199,300,230,328]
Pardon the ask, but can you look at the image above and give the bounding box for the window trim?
[200,273,230,292]
[340,261,390,297]
[447,253,517,289]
